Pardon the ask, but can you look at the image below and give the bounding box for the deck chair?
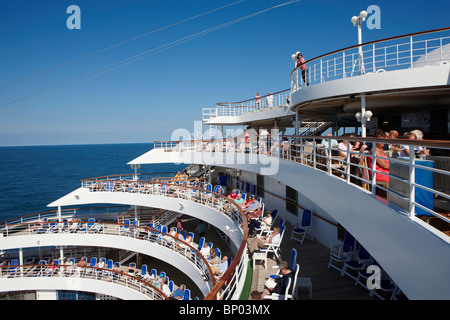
[141,264,148,279]
[261,217,284,236]
[111,262,121,281]
[328,231,356,272]
[47,221,58,233]
[197,236,205,251]
[340,244,372,280]
[31,217,48,234]
[160,181,168,194]
[129,219,139,236]
[183,289,191,300]
[287,264,300,300]
[79,218,95,233]
[259,225,286,263]
[87,257,97,275]
[263,276,292,300]
[159,225,168,243]
[215,248,221,259]
[169,280,174,295]
[128,262,137,276]
[355,260,396,300]
[44,259,59,276]
[7,258,20,277]
[290,209,313,244]
[204,183,212,199]
[269,248,297,280]
[30,260,47,277]
[120,219,131,235]
[68,220,80,233]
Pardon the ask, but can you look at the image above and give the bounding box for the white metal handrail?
[1,218,216,294]
[81,180,249,300]
[202,90,291,121]
[290,28,450,92]
[152,135,450,235]
[0,264,167,300]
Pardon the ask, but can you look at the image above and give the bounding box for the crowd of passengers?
[168,126,436,164]
[1,255,190,299]
[320,129,431,188]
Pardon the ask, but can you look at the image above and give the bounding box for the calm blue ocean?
[0,143,183,221]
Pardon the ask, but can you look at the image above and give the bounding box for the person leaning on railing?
[296,52,309,86]
[400,131,429,158]
[367,133,390,184]
[388,130,401,157]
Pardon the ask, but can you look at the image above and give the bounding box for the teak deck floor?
[250,222,379,300]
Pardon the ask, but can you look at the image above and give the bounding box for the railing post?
[313,139,316,169]
[371,146,377,197]
[320,58,323,83]
[372,43,376,73]
[346,142,350,184]
[343,51,346,78]
[408,150,416,219]
[410,36,414,68]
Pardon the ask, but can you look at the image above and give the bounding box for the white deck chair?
[259,225,286,263]
[263,276,292,300]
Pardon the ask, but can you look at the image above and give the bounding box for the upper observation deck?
[290,27,450,124]
[130,135,450,299]
[202,89,294,127]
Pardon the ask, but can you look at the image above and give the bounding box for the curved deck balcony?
[289,27,450,121]
[202,89,293,126]
[0,183,249,300]
[129,135,450,299]
[0,264,166,300]
[0,216,216,297]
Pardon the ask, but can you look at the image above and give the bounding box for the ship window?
[256,174,264,198]
[286,186,297,216]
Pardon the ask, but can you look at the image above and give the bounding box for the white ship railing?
[202,89,291,121]
[0,205,131,228]
[151,135,450,236]
[81,180,249,300]
[0,217,217,294]
[0,264,167,300]
[290,27,450,92]
[0,182,249,300]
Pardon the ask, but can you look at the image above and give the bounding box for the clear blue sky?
[0,0,448,146]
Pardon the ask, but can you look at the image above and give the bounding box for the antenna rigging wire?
[0,0,301,114]
[0,0,246,91]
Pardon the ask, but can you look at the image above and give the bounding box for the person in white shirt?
[200,242,211,259]
[160,277,171,296]
[247,226,281,254]
[266,92,274,108]
[338,140,352,157]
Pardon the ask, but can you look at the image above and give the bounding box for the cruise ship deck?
[1,26,449,301]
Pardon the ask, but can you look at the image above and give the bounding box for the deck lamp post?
[351,10,368,137]
[291,51,301,135]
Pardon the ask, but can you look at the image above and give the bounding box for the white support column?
[409,150,416,219]
[361,94,367,137]
[60,247,64,266]
[19,248,23,276]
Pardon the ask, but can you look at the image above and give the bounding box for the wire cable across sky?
[0,0,302,115]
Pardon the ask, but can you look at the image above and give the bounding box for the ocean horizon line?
[0,141,155,148]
